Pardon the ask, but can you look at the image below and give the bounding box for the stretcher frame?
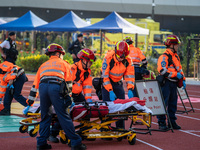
[59,111,152,145]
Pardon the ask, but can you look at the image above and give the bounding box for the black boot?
[71,143,87,150]
[48,135,59,143]
[37,144,52,150]
[158,122,168,130]
[0,108,10,115]
[168,122,181,130]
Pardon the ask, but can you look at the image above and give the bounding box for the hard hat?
[77,48,96,63]
[115,41,130,58]
[124,36,133,44]
[45,43,65,55]
[164,35,181,46]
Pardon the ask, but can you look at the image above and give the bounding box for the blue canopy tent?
[36,11,89,32]
[80,11,149,55]
[80,11,149,35]
[0,11,47,31]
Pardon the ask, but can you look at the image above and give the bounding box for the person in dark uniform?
[27,43,86,150]
[0,32,28,115]
[68,33,85,63]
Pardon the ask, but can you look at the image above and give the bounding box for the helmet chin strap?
[82,60,88,70]
[171,45,176,53]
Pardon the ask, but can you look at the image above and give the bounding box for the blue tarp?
[36,11,89,32]
[80,11,149,35]
[0,11,47,31]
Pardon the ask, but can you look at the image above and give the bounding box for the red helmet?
[115,41,130,58]
[124,36,133,44]
[77,48,96,63]
[45,43,65,55]
[164,35,181,46]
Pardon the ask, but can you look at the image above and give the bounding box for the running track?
[0,75,200,150]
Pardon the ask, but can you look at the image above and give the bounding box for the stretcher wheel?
[128,137,136,145]
[60,135,68,144]
[117,137,123,141]
[29,129,37,137]
[19,126,28,133]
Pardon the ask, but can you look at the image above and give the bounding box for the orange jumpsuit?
[101,51,135,92]
[71,60,92,101]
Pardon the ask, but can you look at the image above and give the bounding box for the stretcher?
[19,98,152,145]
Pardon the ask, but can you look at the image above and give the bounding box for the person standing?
[0,32,28,115]
[44,33,51,48]
[26,43,86,150]
[68,33,85,63]
[101,41,135,130]
[157,35,186,130]
[84,33,92,49]
[48,49,96,143]
[124,36,149,97]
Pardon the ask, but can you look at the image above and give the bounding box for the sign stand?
[177,87,195,114]
[134,80,173,132]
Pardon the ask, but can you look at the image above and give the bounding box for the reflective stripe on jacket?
[129,44,147,66]
[101,50,135,92]
[0,61,21,98]
[28,56,72,102]
[71,60,92,100]
[157,49,185,82]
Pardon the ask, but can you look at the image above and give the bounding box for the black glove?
[26,99,34,106]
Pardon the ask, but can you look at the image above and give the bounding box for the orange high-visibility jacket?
[71,60,92,100]
[129,44,147,67]
[101,51,135,92]
[0,61,24,98]
[28,56,72,102]
[157,49,185,82]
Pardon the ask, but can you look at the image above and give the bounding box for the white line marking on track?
[137,139,163,150]
[152,122,200,138]
[187,95,200,98]
[177,105,200,111]
[183,130,200,132]
[179,130,200,138]
[176,114,200,121]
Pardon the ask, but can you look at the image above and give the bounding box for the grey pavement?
[186,77,200,85]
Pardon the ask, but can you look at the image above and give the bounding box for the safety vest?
[101,51,135,92]
[129,44,147,67]
[28,56,72,102]
[71,60,92,100]
[0,61,23,98]
[157,49,185,82]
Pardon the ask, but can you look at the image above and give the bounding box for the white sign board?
[177,88,187,100]
[136,80,166,115]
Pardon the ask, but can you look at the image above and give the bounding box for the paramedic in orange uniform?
[101,41,135,129]
[26,43,86,150]
[71,48,96,103]
[157,35,186,130]
[124,36,149,97]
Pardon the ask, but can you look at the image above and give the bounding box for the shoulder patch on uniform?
[102,63,107,70]
[161,61,166,67]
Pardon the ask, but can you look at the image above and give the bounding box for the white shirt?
[0,40,15,49]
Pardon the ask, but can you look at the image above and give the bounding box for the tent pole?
[22,32,25,51]
[100,29,103,56]
[135,33,138,47]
